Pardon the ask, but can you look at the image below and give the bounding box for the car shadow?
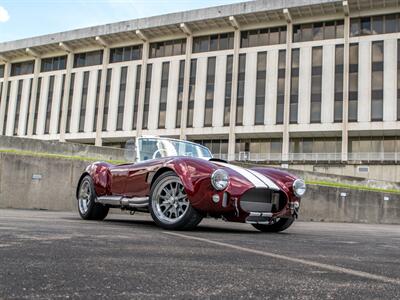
[64,215,290,235]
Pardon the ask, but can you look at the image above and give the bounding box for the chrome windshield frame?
[135,136,213,162]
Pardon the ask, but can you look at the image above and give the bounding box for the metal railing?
[212,153,228,161]
[217,152,400,163]
[348,152,400,162]
[235,152,282,162]
[288,153,342,162]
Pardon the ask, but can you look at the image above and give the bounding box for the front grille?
[240,188,286,213]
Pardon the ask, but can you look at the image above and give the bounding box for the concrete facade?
[0,0,400,166]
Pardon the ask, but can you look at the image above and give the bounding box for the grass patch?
[307,180,400,195]
[0,149,126,165]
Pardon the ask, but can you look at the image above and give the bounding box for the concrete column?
[383,39,397,122]
[227,29,240,161]
[135,41,149,138]
[282,22,293,162]
[179,35,193,139]
[59,52,74,142]
[94,47,110,146]
[341,15,350,162]
[0,62,10,135]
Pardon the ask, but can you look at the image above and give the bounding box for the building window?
[74,50,103,68]
[44,75,55,134]
[276,50,286,125]
[192,139,228,159]
[24,79,33,135]
[33,78,42,135]
[0,65,4,78]
[255,52,267,125]
[290,49,300,124]
[241,26,286,48]
[102,69,112,131]
[13,80,24,136]
[224,55,233,126]
[142,64,152,129]
[57,75,66,134]
[398,40,400,121]
[66,74,75,133]
[150,39,186,58]
[290,137,342,154]
[10,61,34,76]
[193,32,234,53]
[348,43,359,122]
[158,62,170,129]
[236,54,246,125]
[132,65,141,130]
[2,83,11,135]
[293,20,344,42]
[236,138,283,161]
[204,57,216,127]
[116,67,128,131]
[371,41,384,122]
[349,136,400,156]
[187,59,197,128]
[334,45,344,122]
[0,83,2,115]
[310,47,322,123]
[78,71,90,132]
[92,70,102,132]
[176,60,185,128]
[351,13,400,37]
[110,45,142,63]
[41,56,67,72]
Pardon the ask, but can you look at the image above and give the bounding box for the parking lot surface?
[0,209,399,299]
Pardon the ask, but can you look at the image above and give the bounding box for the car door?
[123,159,166,198]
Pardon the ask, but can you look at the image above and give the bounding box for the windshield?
[137,137,213,162]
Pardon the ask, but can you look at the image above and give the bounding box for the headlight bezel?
[211,169,230,191]
[293,179,306,197]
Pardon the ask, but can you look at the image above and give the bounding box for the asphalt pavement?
[0,209,399,299]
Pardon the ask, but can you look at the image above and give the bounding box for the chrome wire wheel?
[152,177,189,224]
[78,179,92,215]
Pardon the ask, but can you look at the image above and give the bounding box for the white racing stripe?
[214,162,268,188]
[215,162,280,191]
[246,169,280,191]
[165,232,400,285]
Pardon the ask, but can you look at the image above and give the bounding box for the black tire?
[149,171,203,230]
[252,217,295,233]
[77,175,109,221]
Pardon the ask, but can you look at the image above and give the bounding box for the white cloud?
[0,6,10,23]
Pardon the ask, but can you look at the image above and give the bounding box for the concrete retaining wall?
[1,152,399,224]
[236,162,400,191]
[0,136,126,162]
[300,185,399,224]
[275,163,400,183]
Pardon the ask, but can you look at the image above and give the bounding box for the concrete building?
[0,0,400,171]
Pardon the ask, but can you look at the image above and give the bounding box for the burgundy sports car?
[76,137,306,232]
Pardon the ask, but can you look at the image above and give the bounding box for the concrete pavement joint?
[164,231,400,286]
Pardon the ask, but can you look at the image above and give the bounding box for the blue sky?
[0,0,245,42]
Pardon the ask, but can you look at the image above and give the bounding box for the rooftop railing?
[348,152,400,163]
[215,152,400,163]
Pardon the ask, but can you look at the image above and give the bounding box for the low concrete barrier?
[0,152,399,224]
[300,185,399,224]
[0,136,126,162]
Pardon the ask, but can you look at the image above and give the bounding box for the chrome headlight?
[211,169,229,191]
[293,179,306,197]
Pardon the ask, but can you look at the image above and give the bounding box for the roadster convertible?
[76,137,306,232]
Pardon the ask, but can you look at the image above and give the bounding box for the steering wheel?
[152,149,168,159]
